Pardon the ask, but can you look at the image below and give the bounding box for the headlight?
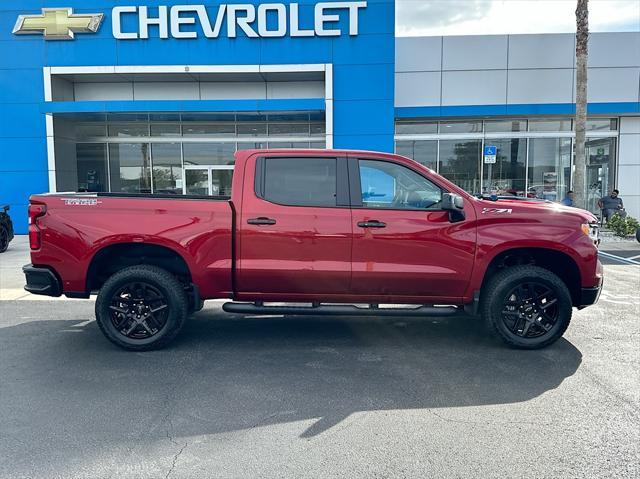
[582,223,600,245]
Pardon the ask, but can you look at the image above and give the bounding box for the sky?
[396,0,640,36]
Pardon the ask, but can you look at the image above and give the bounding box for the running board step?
[222,302,459,317]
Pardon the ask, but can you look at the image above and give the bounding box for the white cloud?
[396,0,640,37]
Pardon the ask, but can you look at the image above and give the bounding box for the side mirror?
[442,193,465,222]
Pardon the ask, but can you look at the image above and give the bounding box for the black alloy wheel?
[95,265,188,351]
[109,282,169,340]
[500,282,559,339]
[481,265,572,349]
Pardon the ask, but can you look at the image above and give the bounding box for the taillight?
[28,203,46,250]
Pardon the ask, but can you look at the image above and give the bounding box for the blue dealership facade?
[1,0,639,233]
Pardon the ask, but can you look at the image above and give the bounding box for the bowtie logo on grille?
[13,8,104,40]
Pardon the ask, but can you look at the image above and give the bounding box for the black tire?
[0,225,9,253]
[95,265,188,351]
[481,266,572,349]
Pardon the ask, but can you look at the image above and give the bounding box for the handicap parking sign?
[484,145,497,164]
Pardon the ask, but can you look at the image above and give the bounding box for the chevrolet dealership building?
[1,0,639,233]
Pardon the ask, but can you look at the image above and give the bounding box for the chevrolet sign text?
[112,2,367,39]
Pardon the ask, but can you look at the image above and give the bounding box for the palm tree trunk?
[574,0,589,209]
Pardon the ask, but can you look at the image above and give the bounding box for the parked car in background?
[0,205,14,253]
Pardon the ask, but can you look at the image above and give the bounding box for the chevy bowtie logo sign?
[13,3,366,40]
[13,8,104,40]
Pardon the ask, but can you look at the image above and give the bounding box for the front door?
[349,157,476,302]
[237,154,352,299]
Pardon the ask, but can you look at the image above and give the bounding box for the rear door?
[349,156,476,301]
[236,154,352,299]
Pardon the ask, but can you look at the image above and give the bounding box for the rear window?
[260,157,337,207]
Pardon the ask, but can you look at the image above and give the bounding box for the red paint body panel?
[28,148,602,306]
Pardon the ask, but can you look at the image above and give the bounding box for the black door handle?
[247,217,277,225]
[357,220,386,228]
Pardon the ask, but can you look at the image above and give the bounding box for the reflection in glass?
[108,123,149,137]
[267,142,310,148]
[528,119,572,132]
[585,137,616,214]
[211,170,233,196]
[527,138,571,202]
[395,120,438,135]
[185,169,209,195]
[483,139,526,196]
[237,123,267,136]
[268,123,310,136]
[151,143,182,194]
[76,123,107,139]
[76,143,108,192]
[183,143,235,165]
[439,140,481,193]
[109,143,152,193]
[150,123,181,137]
[484,120,527,133]
[439,121,482,134]
[183,123,235,136]
[395,140,437,170]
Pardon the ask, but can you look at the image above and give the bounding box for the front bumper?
[578,283,603,309]
[23,264,62,297]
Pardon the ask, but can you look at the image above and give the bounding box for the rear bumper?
[23,264,62,297]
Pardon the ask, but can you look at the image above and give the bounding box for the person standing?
[598,189,625,222]
[560,190,575,206]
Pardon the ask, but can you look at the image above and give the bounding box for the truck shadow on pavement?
[1,306,581,446]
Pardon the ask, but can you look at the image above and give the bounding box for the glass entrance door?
[184,166,233,196]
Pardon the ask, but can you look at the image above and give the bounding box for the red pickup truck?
[24,149,602,351]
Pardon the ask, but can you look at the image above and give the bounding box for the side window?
[358,159,442,210]
[260,157,337,207]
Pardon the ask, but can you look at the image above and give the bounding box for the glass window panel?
[76,143,108,192]
[263,158,337,207]
[586,137,616,215]
[309,141,326,149]
[395,140,437,170]
[185,169,209,196]
[237,123,267,137]
[182,123,235,136]
[151,143,182,194]
[586,118,618,131]
[267,142,310,148]
[237,142,267,150]
[150,123,181,137]
[108,143,152,193]
[484,120,527,133]
[108,123,149,137]
[310,122,326,135]
[268,123,310,136]
[528,119,572,132]
[211,169,233,196]
[438,140,482,194]
[359,159,442,210]
[527,138,571,202]
[76,123,106,139]
[268,113,310,122]
[439,121,483,134]
[183,143,235,166]
[237,113,267,122]
[483,139,526,196]
[395,121,438,135]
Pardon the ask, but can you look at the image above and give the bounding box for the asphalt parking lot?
[1,237,639,478]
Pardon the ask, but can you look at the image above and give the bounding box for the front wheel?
[0,225,9,253]
[481,266,572,349]
[95,265,188,351]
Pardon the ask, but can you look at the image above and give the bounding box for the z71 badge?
[62,198,101,206]
[482,207,512,214]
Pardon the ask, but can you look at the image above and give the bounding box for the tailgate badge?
[62,198,101,206]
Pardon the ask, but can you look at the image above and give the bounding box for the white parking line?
[599,251,640,265]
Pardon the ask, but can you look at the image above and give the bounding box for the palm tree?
[574,0,589,208]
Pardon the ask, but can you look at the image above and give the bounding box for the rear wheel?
[95,265,188,351]
[0,225,9,253]
[481,266,572,349]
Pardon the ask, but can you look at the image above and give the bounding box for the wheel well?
[86,243,192,293]
[482,248,581,306]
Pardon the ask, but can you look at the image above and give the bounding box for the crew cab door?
[236,154,352,298]
[349,156,476,301]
